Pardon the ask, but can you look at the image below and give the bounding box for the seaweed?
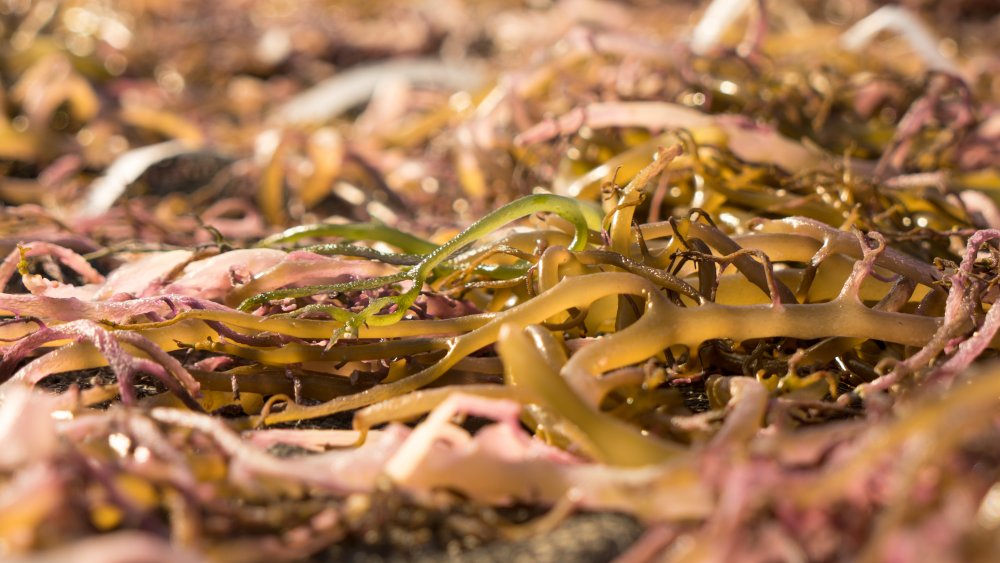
[0,1,999,561]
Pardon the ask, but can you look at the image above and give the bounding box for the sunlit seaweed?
[0,0,999,561]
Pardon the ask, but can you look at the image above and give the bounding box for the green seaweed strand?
[258,222,438,254]
[304,242,528,279]
[238,194,592,336]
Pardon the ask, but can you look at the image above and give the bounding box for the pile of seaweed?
[1,1,999,561]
